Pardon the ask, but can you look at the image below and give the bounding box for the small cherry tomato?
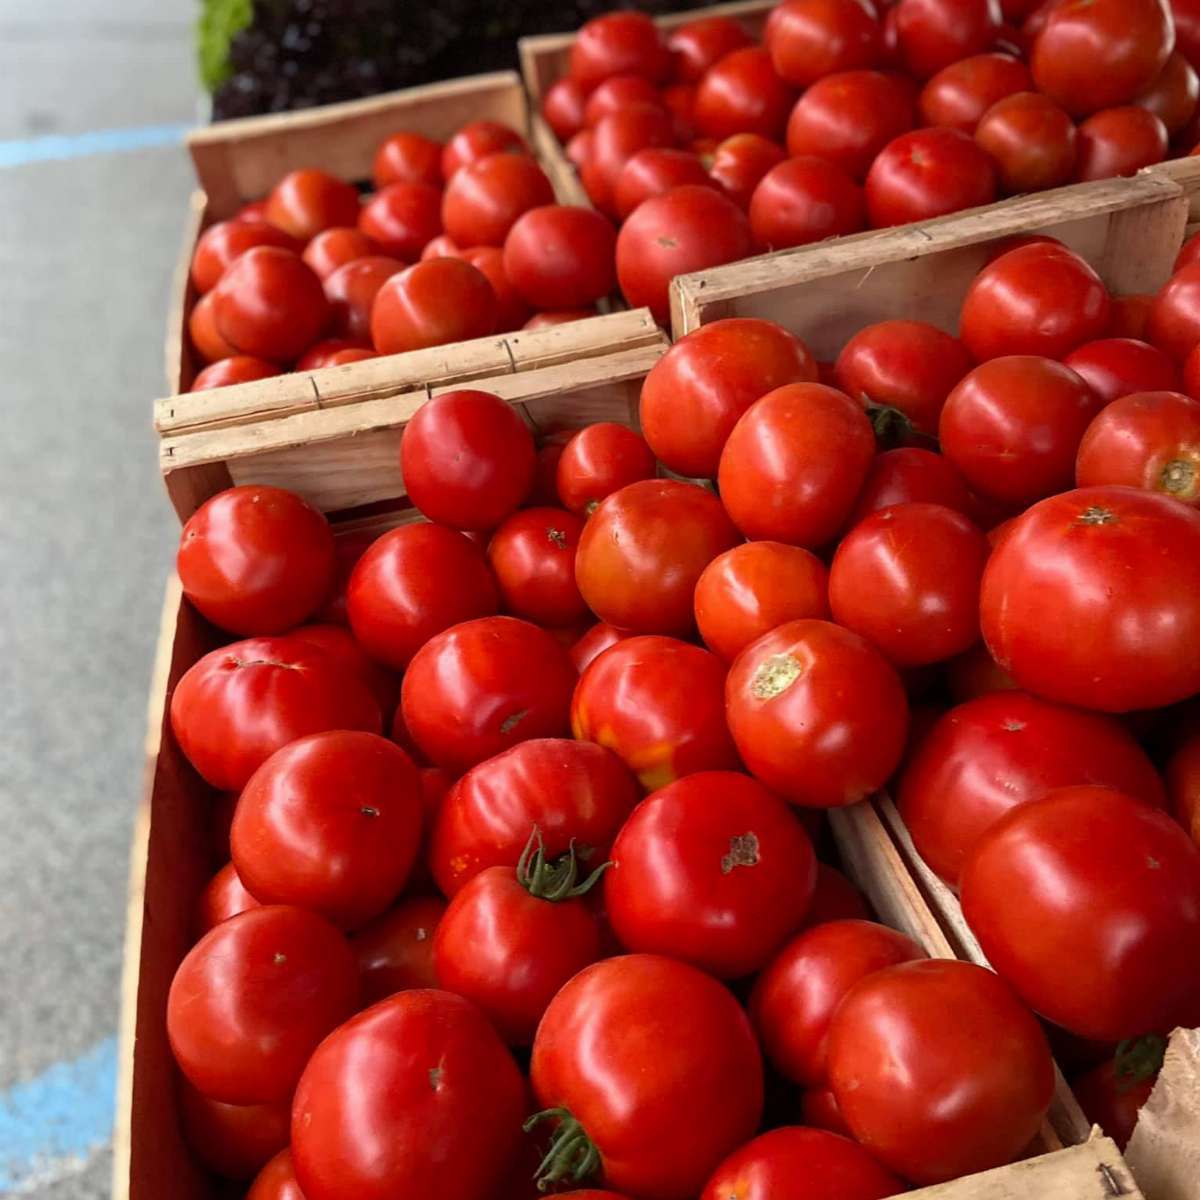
[323,254,404,341]
[764,0,883,88]
[694,46,796,141]
[190,356,280,391]
[975,90,1078,192]
[442,120,530,180]
[556,422,656,516]
[706,132,787,207]
[373,131,443,189]
[353,894,446,1003]
[504,205,617,310]
[191,219,300,294]
[749,156,866,250]
[358,182,443,260]
[487,506,588,626]
[569,11,671,89]
[371,257,497,353]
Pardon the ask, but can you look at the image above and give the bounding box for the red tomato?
[575,479,740,637]
[442,153,554,248]
[963,785,1200,1040]
[661,82,698,141]
[167,905,358,1104]
[584,75,664,126]
[555,424,657,520]
[1073,1037,1165,1150]
[189,291,238,364]
[1076,105,1169,179]
[640,317,816,478]
[572,635,739,790]
[668,16,753,83]
[292,990,525,1200]
[460,246,531,333]
[358,182,442,261]
[247,1150,304,1200]
[803,863,871,928]
[706,133,788,207]
[981,486,1200,710]
[372,257,496,353]
[421,234,464,261]
[701,1127,903,1200]
[764,0,883,88]
[726,619,909,808]
[829,503,990,667]
[353,894,446,1003]
[401,616,576,772]
[504,205,617,310]
[346,523,499,669]
[893,0,1002,78]
[266,169,359,241]
[524,309,595,329]
[569,11,671,89]
[295,340,375,371]
[1031,0,1174,117]
[800,1090,855,1137]
[570,622,630,673]
[694,542,830,663]
[191,219,300,294]
[944,641,1017,702]
[195,862,260,937]
[1076,390,1200,502]
[582,104,677,214]
[180,1083,289,1180]
[1064,337,1181,403]
[828,959,1053,1184]
[442,121,530,180]
[429,737,638,896]
[170,636,381,791]
[606,771,816,978]
[852,448,973,522]
[614,147,715,219]
[486,506,588,626]
[785,70,917,181]
[694,47,796,141]
[1174,0,1200,70]
[898,690,1165,886]
[372,130,442,189]
[288,620,401,720]
[212,247,329,363]
[401,389,534,529]
[543,76,590,143]
[1136,50,1200,135]
[940,356,1103,507]
[434,837,605,1043]
[834,319,974,435]
[717,383,875,547]
[1149,261,1200,361]
[919,53,1031,132]
[749,156,865,250]
[190,356,281,391]
[865,127,998,227]
[302,226,376,280]
[1168,730,1200,844]
[530,954,763,1198]
[1109,292,1155,340]
[323,254,403,342]
[975,90,1078,192]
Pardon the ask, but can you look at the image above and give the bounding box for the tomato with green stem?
[1073,1036,1166,1149]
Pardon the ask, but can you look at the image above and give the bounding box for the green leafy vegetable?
[197,0,254,92]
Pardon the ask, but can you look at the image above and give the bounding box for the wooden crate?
[671,161,1200,352]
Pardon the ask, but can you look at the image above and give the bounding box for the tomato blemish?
[1076,505,1118,526]
[500,708,529,734]
[751,653,803,700]
[721,832,760,874]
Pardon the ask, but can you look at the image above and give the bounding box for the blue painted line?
[0,123,190,169]
[0,1036,117,1192]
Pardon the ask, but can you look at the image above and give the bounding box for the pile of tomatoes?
[162,225,1200,1200]
[186,121,619,392]
[539,0,1200,319]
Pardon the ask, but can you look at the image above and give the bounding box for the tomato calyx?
[1076,505,1118,527]
[525,1107,601,1191]
[865,402,935,450]
[1112,1034,1168,1094]
[516,827,612,902]
[1160,459,1198,499]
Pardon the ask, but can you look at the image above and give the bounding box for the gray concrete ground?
[0,1,198,1194]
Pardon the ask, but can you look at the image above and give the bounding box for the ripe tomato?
[569,11,671,89]
[898,691,1165,886]
[346,523,499,670]
[748,156,866,250]
[717,383,875,547]
[694,542,829,663]
[401,616,576,772]
[430,737,638,895]
[357,182,442,261]
[572,635,739,790]
[353,894,446,1003]
[421,234,464,260]
[504,205,617,310]
[292,990,525,1200]
[400,390,535,529]
[460,246,531,332]
[981,486,1200,710]
[975,90,1078,192]
[373,130,442,189]
[706,133,787,207]
[828,959,1053,1184]
[180,1083,288,1180]
[283,621,397,721]
[167,905,358,1105]
[785,70,917,180]
[486,506,588,626]
[524,309,596,329]
[295,341,375,370]
[640,318,816,478]
[190,356,281,391]
[248,1150,304,1200]
[434,837,605,1043]
[265,169,359,241]
[582,105,677,215]
[442,153,554,248]
[442,120,530,180]
[1073,1037,1165,1150]
[1168,730,1200,845]
[191,219,300,294]
[195,862,260,937]
[1149,261,1200,361]
[616,184,754,322]
[1075,105,1169,180]
[302,226,375,280]
[865,127,998,227]
[189,292,239,364]
[694,47,796,141]
[851,448,973,522]
[701,1127,903,1200]
[321,254,403,342]
[829,503,989,667]
[726,619,909,808]
[614,147,715,219]
[584,75,664,125]
[170,637,381,791]
[834,319,973,436]
[1137,50,1199,135]
[668,16,753,83]
[940,357,1104,507]
[212,247,329,363]
[963,785,1200,1040]
[919,53,1031,132]
[1076,390,1200,502]
[661,82,698,141]
[803,862,871,927]
[1031,0,1173,117]
[556,423,656,516]
[371,258,497,353]
[1063,337,1180,403]
[542,77,590,140]
[893,0,1002,78]
[570,622,629,672]
[606,771,816,978]
[764,0,883,88]
[530,954,763,1198]
[800,1090,854,1137]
